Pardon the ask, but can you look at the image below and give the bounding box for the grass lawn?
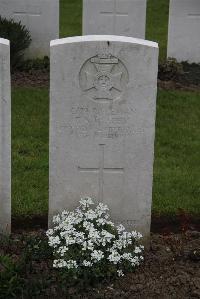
[11,0,200,218]
[12,88,49,216]
[12,87,200,217]
[60,0,169,61]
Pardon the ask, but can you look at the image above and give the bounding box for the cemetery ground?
[1,0,200,298]
[8,69,200,298]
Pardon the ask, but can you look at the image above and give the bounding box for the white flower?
[130,256,140,266]
[82,260,93,267]
[91,250,104,262]
[134,246,142,254]
[53,215,61,224]
[57,246,69,256]
[47,197,144,277]
[117,269,124,277]
[139,256,144,261]
[48,235,61,248]
[108,250,121,264]
[74,231,85,244]
[101,230,115,242]
[117,224,126,234]
[82,241,87,251]
[122,252,133,261]
[106,220,115,227]
[132,231,143,240]
[79,197,94,208]
[53,259,67,268]
[88,228,101,244]
[66,260,78,269]
[85,209,97,220]
[96,217,106,226]
[83,220,94,231]
[54,259,78,269]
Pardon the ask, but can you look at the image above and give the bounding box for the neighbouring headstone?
[49,35,158,243]
[168,0,200,63]
[83,0,147,39]
[0,0,59,58]
[0,38,11,234]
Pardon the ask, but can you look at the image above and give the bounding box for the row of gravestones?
[0,34,158,245]
[0,0,200,63]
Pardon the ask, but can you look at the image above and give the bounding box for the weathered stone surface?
[168,0,200,63]
[0,0,59,58]
[83,0,147,39]
[0,38,11,234]
[49,35,158,243]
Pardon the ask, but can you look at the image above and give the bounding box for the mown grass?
[60,0,82,38]
[153,90,200,215]
[146,0,169,61]
[60,0,170,61]
[12,88,200,216]
[12,88,49,216]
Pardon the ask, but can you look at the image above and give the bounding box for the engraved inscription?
[78,144,124,202]
[79,54,129,102]
[62,105,139,139]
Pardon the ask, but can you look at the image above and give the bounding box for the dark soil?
[158,79,200,92]
[100,231,200,299]
[1,230,200,299]
[11,61,200,92]
[158,61,200,91]
[11,213,200,235]
[12,70,49,88]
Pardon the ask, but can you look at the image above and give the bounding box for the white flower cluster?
[47,197,144,278]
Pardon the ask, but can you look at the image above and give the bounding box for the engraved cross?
[100,0,128,34]
[78,144,124,203]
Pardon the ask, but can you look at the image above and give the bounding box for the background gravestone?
[49,36,158,243]
[0,0,59,58]
[83,0,147,39]
[168,0,200,63]
[0,38,11,234]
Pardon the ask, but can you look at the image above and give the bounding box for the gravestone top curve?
[51,35,158,48]
[0,38,10,46]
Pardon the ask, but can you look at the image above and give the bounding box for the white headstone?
[0,0,59,58]
[49,35,158,243]
[0,38,11,234]
[83,0,147,39]
[168,0,200,63]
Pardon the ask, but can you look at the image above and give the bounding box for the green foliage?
[0,255,24,299]
[158,58,184,81]
[0,235,54,299]
[0,16,31,69]
[23,234,52,262]
[17,56,50,72]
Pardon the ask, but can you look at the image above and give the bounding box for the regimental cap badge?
[79,53,129,102]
